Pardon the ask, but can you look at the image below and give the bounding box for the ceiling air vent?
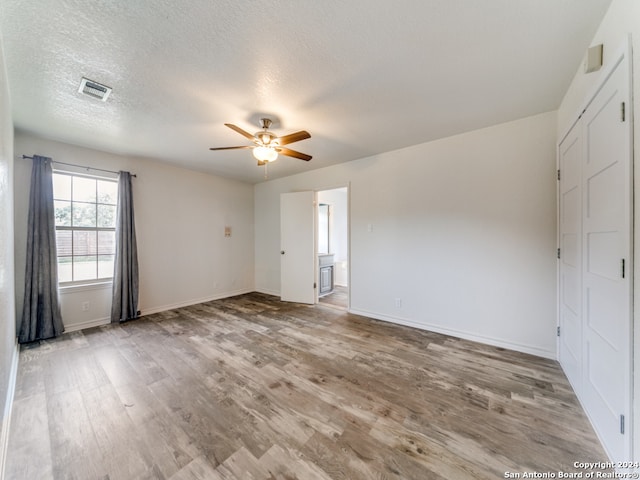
[78,77,112,102]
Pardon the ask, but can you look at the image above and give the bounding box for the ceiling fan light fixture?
[253,146,278,162]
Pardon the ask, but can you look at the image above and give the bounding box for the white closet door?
[558,121,583,392]
[581,54,632,462]
[280,191,316,304]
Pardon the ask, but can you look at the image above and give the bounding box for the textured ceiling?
[0,0,612,183]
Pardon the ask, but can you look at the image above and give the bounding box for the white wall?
[256,111,558,358]
[14,131,255,331]
[556,0,640,461]
[317,187,348,286]
[0,27,17,472]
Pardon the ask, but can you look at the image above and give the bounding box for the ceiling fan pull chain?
[264,162,268,179]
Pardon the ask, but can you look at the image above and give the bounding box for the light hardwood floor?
[318,285,348,309]
[7,293,607,479]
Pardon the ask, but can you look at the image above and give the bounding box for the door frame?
[314,183,351,309]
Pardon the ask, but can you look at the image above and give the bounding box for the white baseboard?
[254,288,280,297]
[348,308,556,360]
[62,289,256,332]
[0,338,19,480]
[561,365,615,464]
[140,288,254,316]
[63,316,110,333]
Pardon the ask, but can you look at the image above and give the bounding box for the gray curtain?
[111,171,139,323]
[19,156,64,343]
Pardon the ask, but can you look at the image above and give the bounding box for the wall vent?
[78,77,112,102]
[584,44,603,73]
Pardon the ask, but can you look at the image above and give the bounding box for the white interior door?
[581,54,632,462]
[280,191,315,304]
[558,121,583,392]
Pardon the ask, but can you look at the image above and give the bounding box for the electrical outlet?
[395,298,402,308]
[81,301,90,312]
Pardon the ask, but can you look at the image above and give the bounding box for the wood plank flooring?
[318,286,348,310]
[6,292,608,479]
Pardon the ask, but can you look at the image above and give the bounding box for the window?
[52,172,118,284]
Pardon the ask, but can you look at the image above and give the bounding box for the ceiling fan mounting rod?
[260,118,273,130]
[256,118,277,146]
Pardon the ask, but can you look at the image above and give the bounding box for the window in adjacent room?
[52,172,118,284]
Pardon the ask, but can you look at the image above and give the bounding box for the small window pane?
[73,177,97,203]
[54,201,72,227]
[98,231,115,255]
[98,180,118,205]
[98,255,114,279]
[72,202,96,227]
[97,204,117,228]
[58,257,73,282]
[73,256,97,281]
[56,230,73,256]
[73,231,97,256]
[53,174,72,201]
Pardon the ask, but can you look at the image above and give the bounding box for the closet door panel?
[581,54,631,462]
[558,122,583,391]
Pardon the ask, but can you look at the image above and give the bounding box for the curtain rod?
[21,155,137,177]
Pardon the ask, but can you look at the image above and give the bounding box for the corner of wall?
[0,23,18,480]
[0,340,18,480]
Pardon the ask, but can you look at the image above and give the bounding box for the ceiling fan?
[210,118,312,166]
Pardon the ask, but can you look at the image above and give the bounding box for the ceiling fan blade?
[225,123,256,141]
[277,130,311,146]
[209,146,252,151]
[277,147,312,161]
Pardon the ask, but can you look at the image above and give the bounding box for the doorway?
[317,187,349,309]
